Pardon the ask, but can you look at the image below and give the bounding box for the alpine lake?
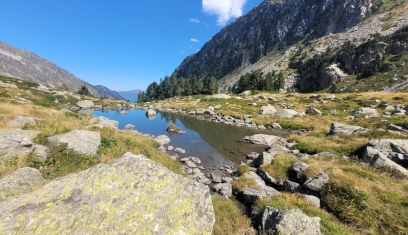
[93,109,289,171]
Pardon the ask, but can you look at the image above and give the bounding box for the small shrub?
[236,165,250,176]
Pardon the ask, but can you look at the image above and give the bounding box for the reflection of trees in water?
[170,113,275,162]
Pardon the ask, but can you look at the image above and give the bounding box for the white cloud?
[202,0,247,25]
[190,38,199,42]
[189,18,200,24]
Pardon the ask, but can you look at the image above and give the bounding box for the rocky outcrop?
[174,0,372,82]
[47,130,101,155]
[0,152,215,234]
[306,107,323,116]
[328,123,371,136]
[0,167,45,200]
[261,207,322,235]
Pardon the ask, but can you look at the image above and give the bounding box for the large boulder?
[350,107,378,117]
[89,116,119,129]
[0,152,215,234]
[252,152,274,167]
[328,123,371,137]
[76,100,94,109]
[0,167,45,201]
[240,90,252,96]
[261,207,322,235]
[242,134,281,146]
[7,116,36,128]
[260,104,277,115]
[47,130,101,155]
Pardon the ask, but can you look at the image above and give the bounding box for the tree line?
[138,74,217,102]
[234,69,285,94]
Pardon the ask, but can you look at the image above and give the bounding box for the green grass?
[212,195,254,235]
[236,164,250,176]
[259,153,297,181]
[232,176,259,191]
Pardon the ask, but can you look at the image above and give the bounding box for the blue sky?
[1,0,263,91]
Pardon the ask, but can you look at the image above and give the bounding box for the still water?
[93,110,288,169]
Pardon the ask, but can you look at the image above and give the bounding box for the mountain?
[0,40,123,99]
[174,0,408,93]
[117,90,143,102]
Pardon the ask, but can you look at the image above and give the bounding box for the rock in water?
[146,109,156,116]
[0,167,45,201]
[47,130,101,155]
[242,134,281,146]
[0,152,215,234]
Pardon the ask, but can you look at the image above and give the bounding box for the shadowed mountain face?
[0,40,122,99]
[174,0,371,80]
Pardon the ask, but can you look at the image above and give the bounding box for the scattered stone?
[260,104,277,115]
[185,161,197,168]
[271,123,282,129]
[154,135,171,145]
[211,173,222,183]
[124,124,134,130]
[174,148,186,154]
[0,153,215,234]
[272,109,300,118]
[194,174,211,185]
[387,123,408,132]
[350,107,378,117]
[7,116,36,128]
[212,183,232,197]
[212,94,231,99]
[328,123,370,136]
[261,207,322,235]
[303,172,330,192]
[291,162,310,184]
[253,152,274,167]
[284,180,304,193]
[190,157,201,164]
[47,130,101,155]
[304,194,321,208]
[362,146,408,178]
[240,90,252,96]
[306,106,323,116]
[167,145,174,151]
[222,177,233,183]
[89,116,119,129]
[0,167,45,201]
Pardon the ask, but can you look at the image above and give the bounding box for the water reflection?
[92,110,288,168]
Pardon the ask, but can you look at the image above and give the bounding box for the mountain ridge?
[0,40,124,99]
[173,0,408,93]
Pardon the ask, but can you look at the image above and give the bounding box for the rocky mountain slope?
[0,40,124,99]
[173,0,408,93]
